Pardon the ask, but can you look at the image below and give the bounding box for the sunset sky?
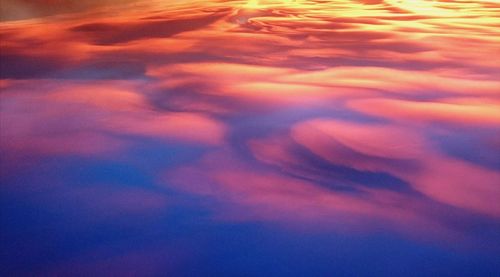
[1,0,500,275]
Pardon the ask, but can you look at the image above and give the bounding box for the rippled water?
[1,0,500,275]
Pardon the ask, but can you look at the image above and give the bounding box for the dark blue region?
[430,128,500,171]
[188,226,500,277]
[0,140,202,275]
[2,191,500,276]
[287,141,420,194]
[1,139,499,276]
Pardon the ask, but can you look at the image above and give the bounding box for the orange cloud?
[349,98,500,126]
[278,67,500,96]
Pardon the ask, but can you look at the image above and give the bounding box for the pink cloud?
[163,149,456,240]
[0,80,226,158]
[289,119,500,217]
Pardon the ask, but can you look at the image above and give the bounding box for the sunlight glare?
[245,0,260,9]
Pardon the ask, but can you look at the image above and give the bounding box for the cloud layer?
[1,0,500,275]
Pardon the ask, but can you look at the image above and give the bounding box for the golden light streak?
[245,0,261,9]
